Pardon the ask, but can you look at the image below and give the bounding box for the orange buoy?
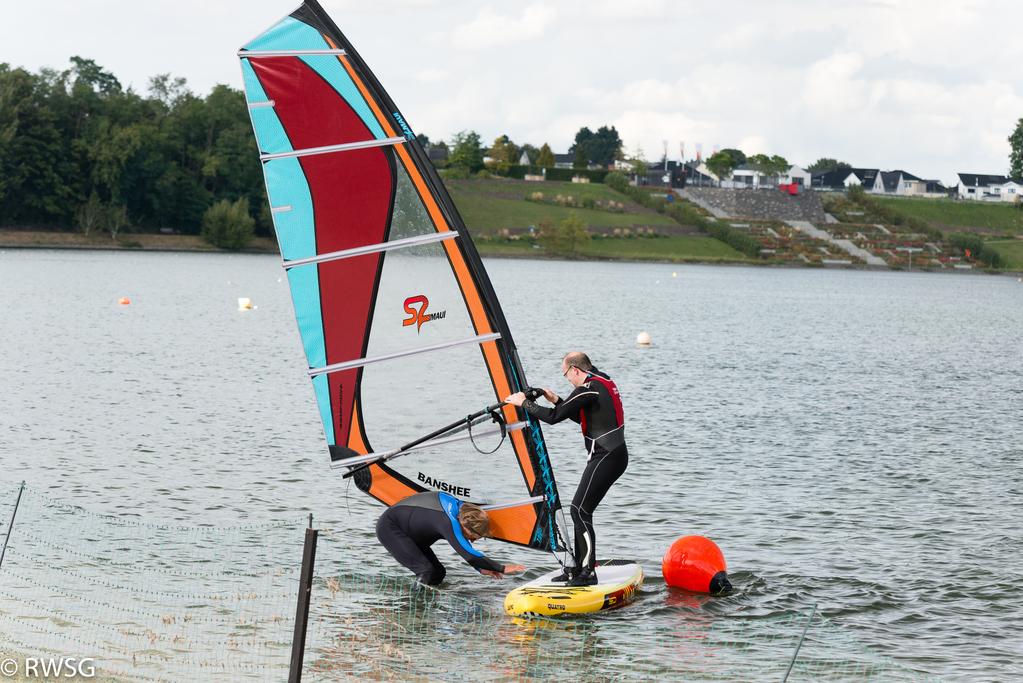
[662,535,731,593]
[118,297,130,305]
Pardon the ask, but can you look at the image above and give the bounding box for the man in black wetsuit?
[505,351,627,587]
[375,490,526,585]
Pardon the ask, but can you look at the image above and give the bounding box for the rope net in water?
[0,485,302,682]
[0,485,940,682]
[306,531,941,682]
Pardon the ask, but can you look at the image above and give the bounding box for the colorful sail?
[237,1,563,552]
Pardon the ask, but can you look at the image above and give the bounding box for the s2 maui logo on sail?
[403,296,445,333]
[392,112,415,141]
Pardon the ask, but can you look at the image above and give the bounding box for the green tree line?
[0,58,268,235]
[428,125,624,177]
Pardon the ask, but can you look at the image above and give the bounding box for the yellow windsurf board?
[504,559,643,616]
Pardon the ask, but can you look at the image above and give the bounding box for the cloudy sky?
[4,0,1021,184]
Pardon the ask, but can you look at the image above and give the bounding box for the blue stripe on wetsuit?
[438,492,486,562]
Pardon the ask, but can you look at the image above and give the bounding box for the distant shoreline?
[0,229,279,254]
[3,229,1018,277]
[474,250,1023,276]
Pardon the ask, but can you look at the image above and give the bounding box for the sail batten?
[260,137,405,161]
[283,232,458,269]
[481,496,545,511]
[239,0,564,552]
[239,48,347,57]
[307,332,502,376]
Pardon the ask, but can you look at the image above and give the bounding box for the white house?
[812,168,874,191]
[781,164,812,187]
[731,164,812,188]
[995,179,1022,201]
[956,173,1021,202]
[843,169,885,193]
[885,171,947,198]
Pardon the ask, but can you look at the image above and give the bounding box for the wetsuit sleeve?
[441,524,505,573]
[522,383,599,425]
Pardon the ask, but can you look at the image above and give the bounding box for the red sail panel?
[250,56,393,452]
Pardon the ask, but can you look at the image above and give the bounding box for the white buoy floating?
[238,298,252,310]
[672,272,677,277]
[637,332,651,346]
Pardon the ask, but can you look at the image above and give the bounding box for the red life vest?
[579,374,624,438]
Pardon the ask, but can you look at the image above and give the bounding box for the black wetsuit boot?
[567,566,597,586]
[551,567,577,583]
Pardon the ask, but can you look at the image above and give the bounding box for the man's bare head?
[561,351,592,374]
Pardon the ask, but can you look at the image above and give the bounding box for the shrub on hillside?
[906,216,942,240]
[666,203,706,228]
[202,198,255,250]
[948,232,1000,267]
[704,222,760,258]
[605,172,629,193]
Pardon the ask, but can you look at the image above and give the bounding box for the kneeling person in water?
[506,351,628,587]
[376,491,526,585]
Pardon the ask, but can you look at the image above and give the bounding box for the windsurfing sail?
[237,0,564,552]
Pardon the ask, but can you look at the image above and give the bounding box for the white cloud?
[415,69,448,84]
[450,3,557,51]
[588,0,670,19]
[800,52,867,115]
[324,0,443,7]
[737,137,769,156]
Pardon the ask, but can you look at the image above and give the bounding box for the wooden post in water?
[782,604,816,683]
[0,481,26,570]
[288,515,318,683]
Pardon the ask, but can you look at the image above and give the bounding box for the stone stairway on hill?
[680,187,827,222]
[786,220,887,266]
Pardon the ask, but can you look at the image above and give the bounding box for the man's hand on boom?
[505,390,557,407]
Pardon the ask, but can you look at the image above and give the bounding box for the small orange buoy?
[118,297,130,305]
[663,535,731,593]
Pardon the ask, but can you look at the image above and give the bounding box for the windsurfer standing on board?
[375,491,526,586]
[505,351,627,587]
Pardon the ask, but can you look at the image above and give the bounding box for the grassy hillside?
[873,197,1023,234]
[447,187,677,232]
[988,240,1023,271]
[475,236,745,262]
[449,180,629,202]
[447,178,750,262]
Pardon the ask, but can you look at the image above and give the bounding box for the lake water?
[1,249,1021,682]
